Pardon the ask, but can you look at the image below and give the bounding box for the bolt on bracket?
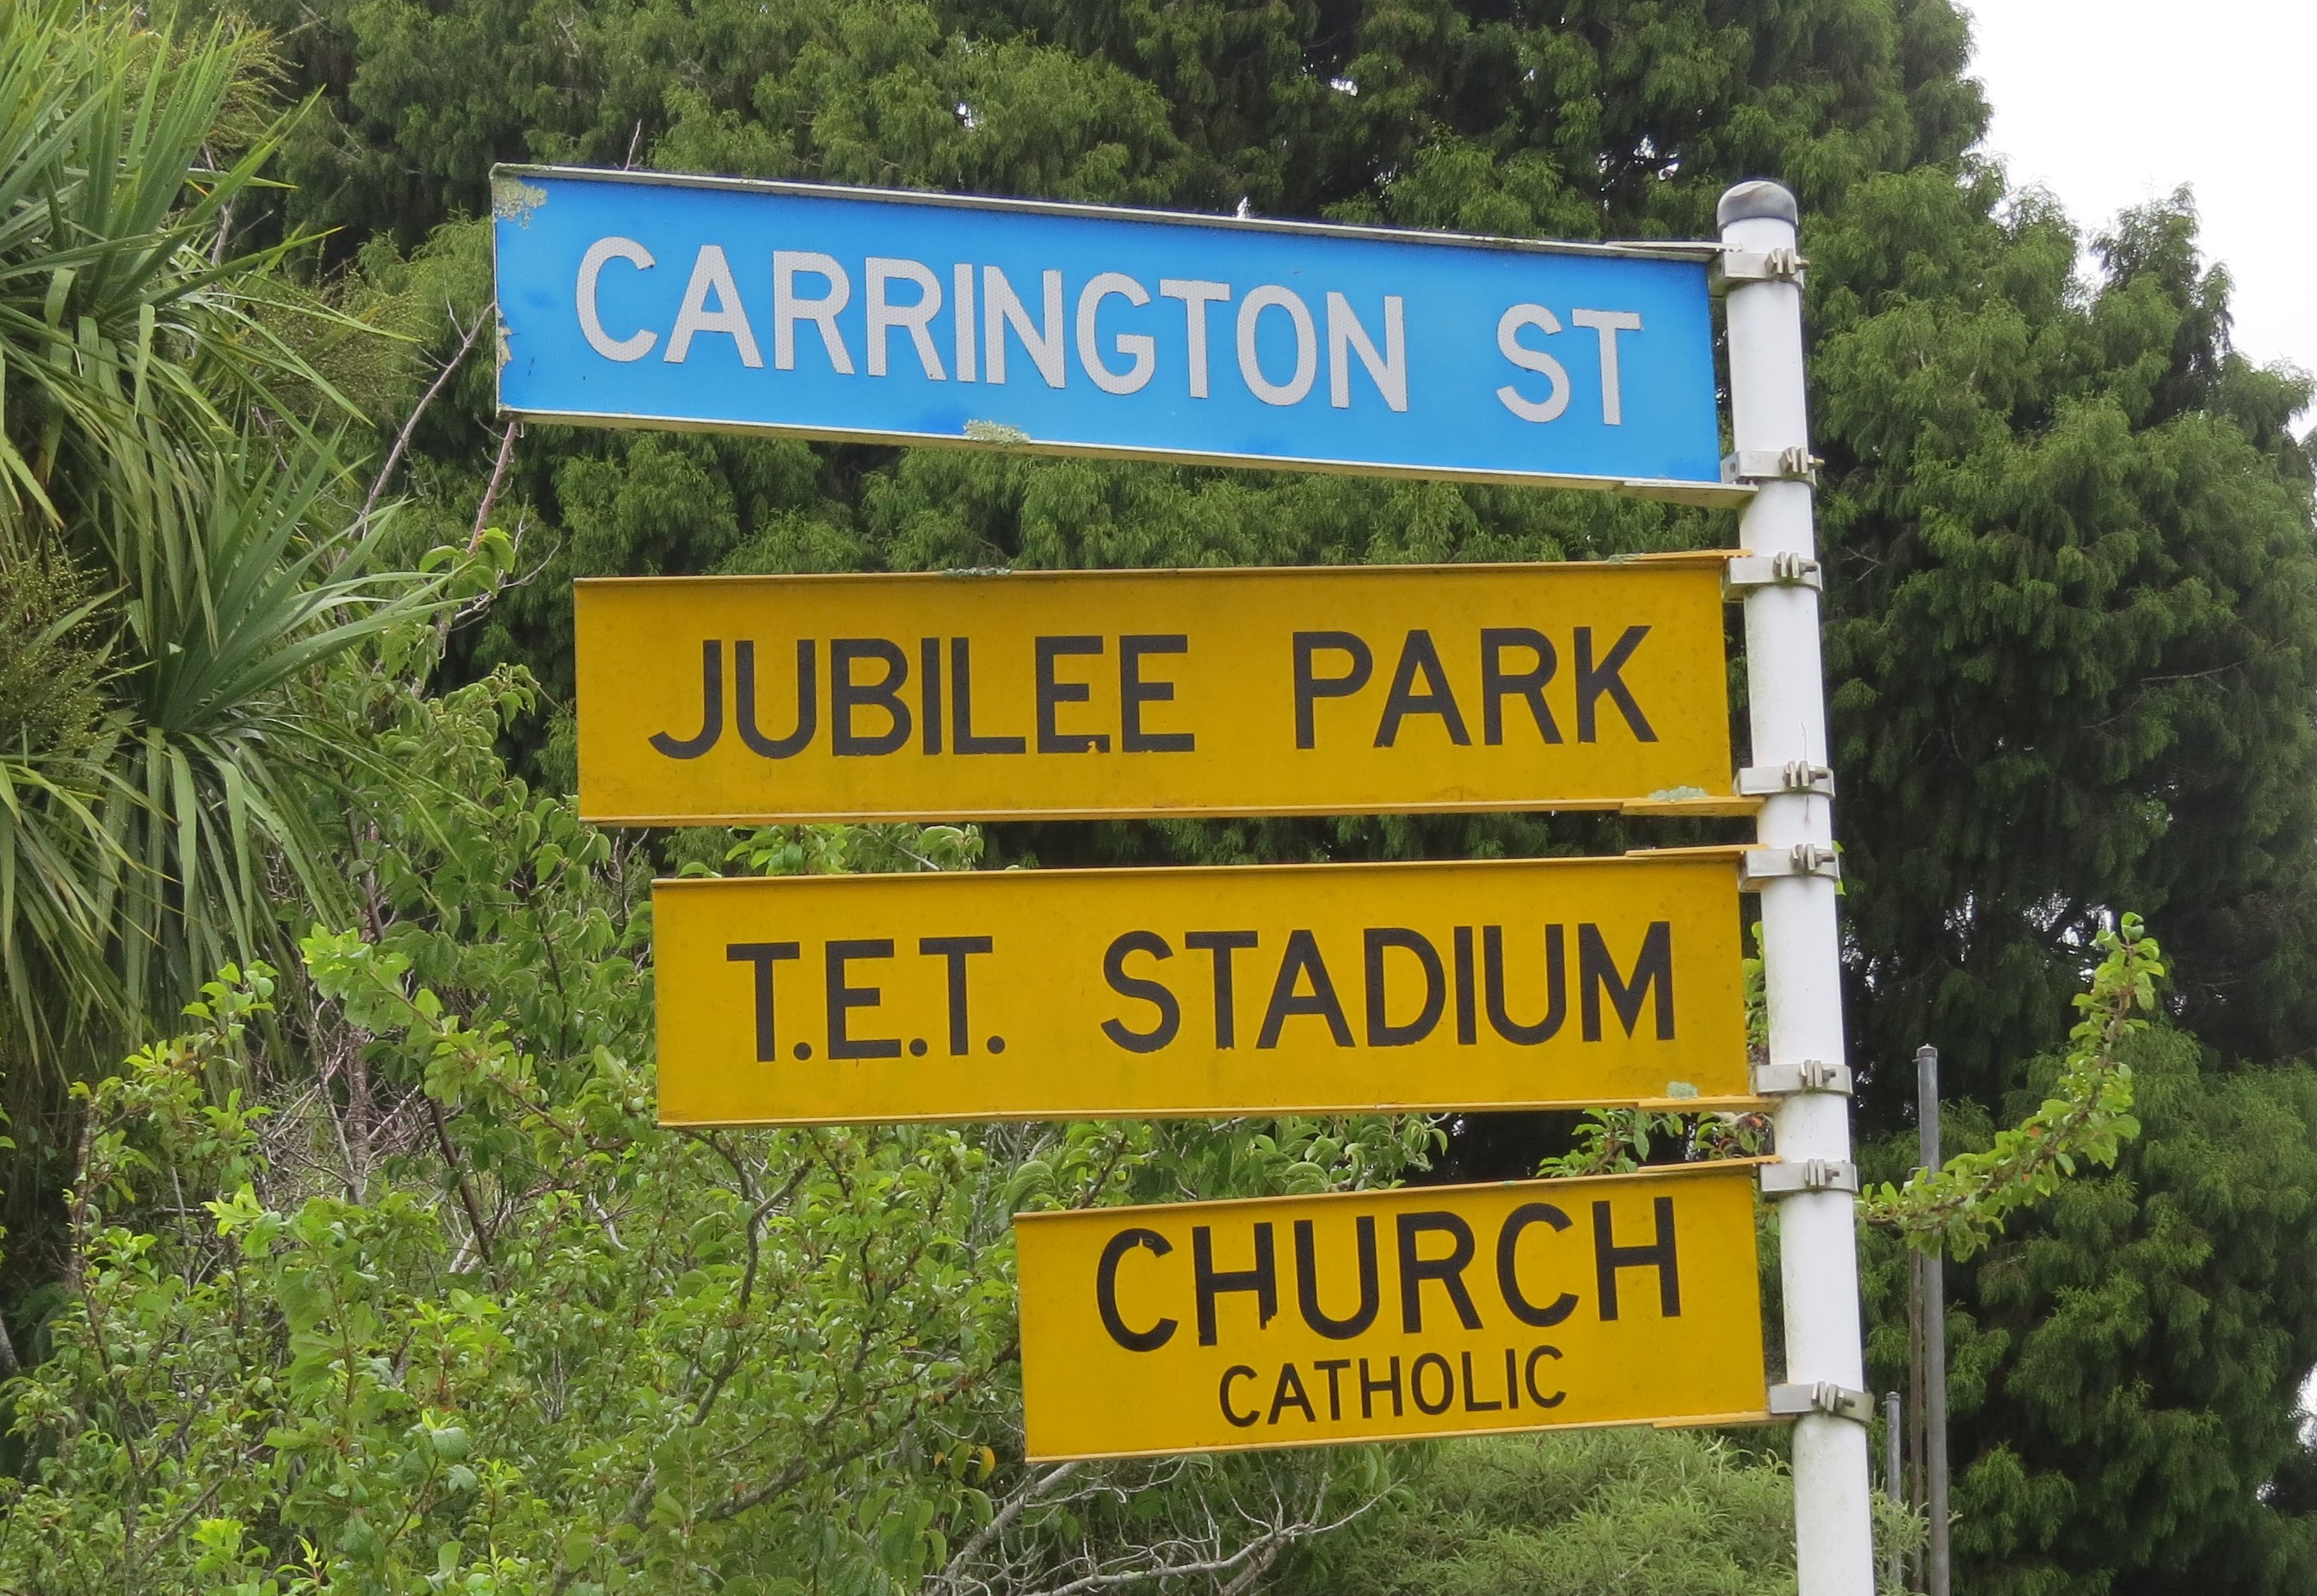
[1769,1382,1876,1425]
[1741,843,1840,887]
[1722,446,1822,487]
[1736,761,1835,799]
[1759,1158,1860,1196]
[1752,1058,1854,1097]
[1724,551,1823,595]
[1714,246,1809,288]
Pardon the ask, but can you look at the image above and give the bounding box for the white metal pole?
[1719,179,1877,1596]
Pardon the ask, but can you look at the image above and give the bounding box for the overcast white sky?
[1962,0,2314,428]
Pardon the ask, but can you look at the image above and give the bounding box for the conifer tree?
[185,2,2317,1587]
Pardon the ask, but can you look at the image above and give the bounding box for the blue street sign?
[492,167,1732,501]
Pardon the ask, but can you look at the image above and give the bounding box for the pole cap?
[1717,180,1799,229]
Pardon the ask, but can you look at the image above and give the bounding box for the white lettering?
[1569,308,1642,425]
[1159,279,1230,397]
[983,266,1066,388]
[866,257,946,379]
[952,262,977,383]
[1325,292,1407,411]
[1076,272,1156,395]
[1494,305,1570,423]
[576,237,656,362]
[664,244,761,367]
[1236,285,1316,407]
[773,251,854,374]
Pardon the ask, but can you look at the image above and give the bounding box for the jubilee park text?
[576,559,1740,823]
[508,169,1871,1593]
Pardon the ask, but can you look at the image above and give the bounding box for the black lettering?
[1219,1366,1260,1427]
[735,638,816,758]
[824,939,901,1059]
[1574,625,1657,743]
[950,638,1026,754]
[1100,931,1179,1054]
[1460,1350,1502,1412]
[1496,1203,1578,1328]
[1579,921,1674,1041]
[919,935,994,1057]
[1293,1217,1380,1339]
[1193,1223,1278,1346]
[1256,930,1353,1049]
[1505,1346,1520,1409]
[725,941,799,1062]
[1593,1196,1681,1321]
[1314,1358,1351,1420]
[1524,1346,1566,1407]
[1184,931,1259,1048]
[1120,635,1193,753]
[1094,1229,1176,1352]
[830,638,910,756]
[1452,926,1478,1045]
[1267,1364,1316,1425]
[1364,927,1445,1047]
[1374,630,1471,747]
[651,638,724,758]
[1396,1211,1482,1333]
[1359,1356,1402,1419]
[1484,924,1568,1044]
[1293,632,1372,749]
[1035,635,1108,753]
[1410,1352,1454,1415]
[1480,628,1562,746]
[919,637,943,753]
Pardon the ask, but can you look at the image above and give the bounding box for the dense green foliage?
[4,0,2315,1591]
[0,655,1430,1592]
[0,0,471,1302]
[1865,1031,2317,1594]
[1860,916,2159,1258]
[1277,1427,1915,1596]
[1815,175,2317,1088]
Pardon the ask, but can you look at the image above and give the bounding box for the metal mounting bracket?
[1752,1058,1854,1098]
[1736,761,1835,799]
[1723,551,1823,595]
[1760,1159,1860,1196]
[1741,843,1840,886]
[1722,446,1822,487]
[1715,246,1809,288]
[1769,1382,1876,1425]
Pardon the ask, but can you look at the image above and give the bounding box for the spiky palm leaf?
[0,3,447,1090]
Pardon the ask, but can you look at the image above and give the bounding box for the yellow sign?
[577,559,1739,824]
[1014,1162,1768,1459]
[653,850,1747,1125]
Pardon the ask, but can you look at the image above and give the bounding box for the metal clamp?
[1769,1382,1875,1425]
[1736,761,1834,799]
[1722,447,1822,487]
[1752,1058,1854,1098]
[1760,1159,1860,1196]
[1723,551,1823,595]
[1741,843,1839,886]
[1716,246,1809,287]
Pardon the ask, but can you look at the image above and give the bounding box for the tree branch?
[939,1464,1082,1590]
[362,304,490,527]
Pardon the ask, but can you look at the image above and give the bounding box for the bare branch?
[939,1464,1082,1589]
[470,419,521,550]
[362,304,490,527]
